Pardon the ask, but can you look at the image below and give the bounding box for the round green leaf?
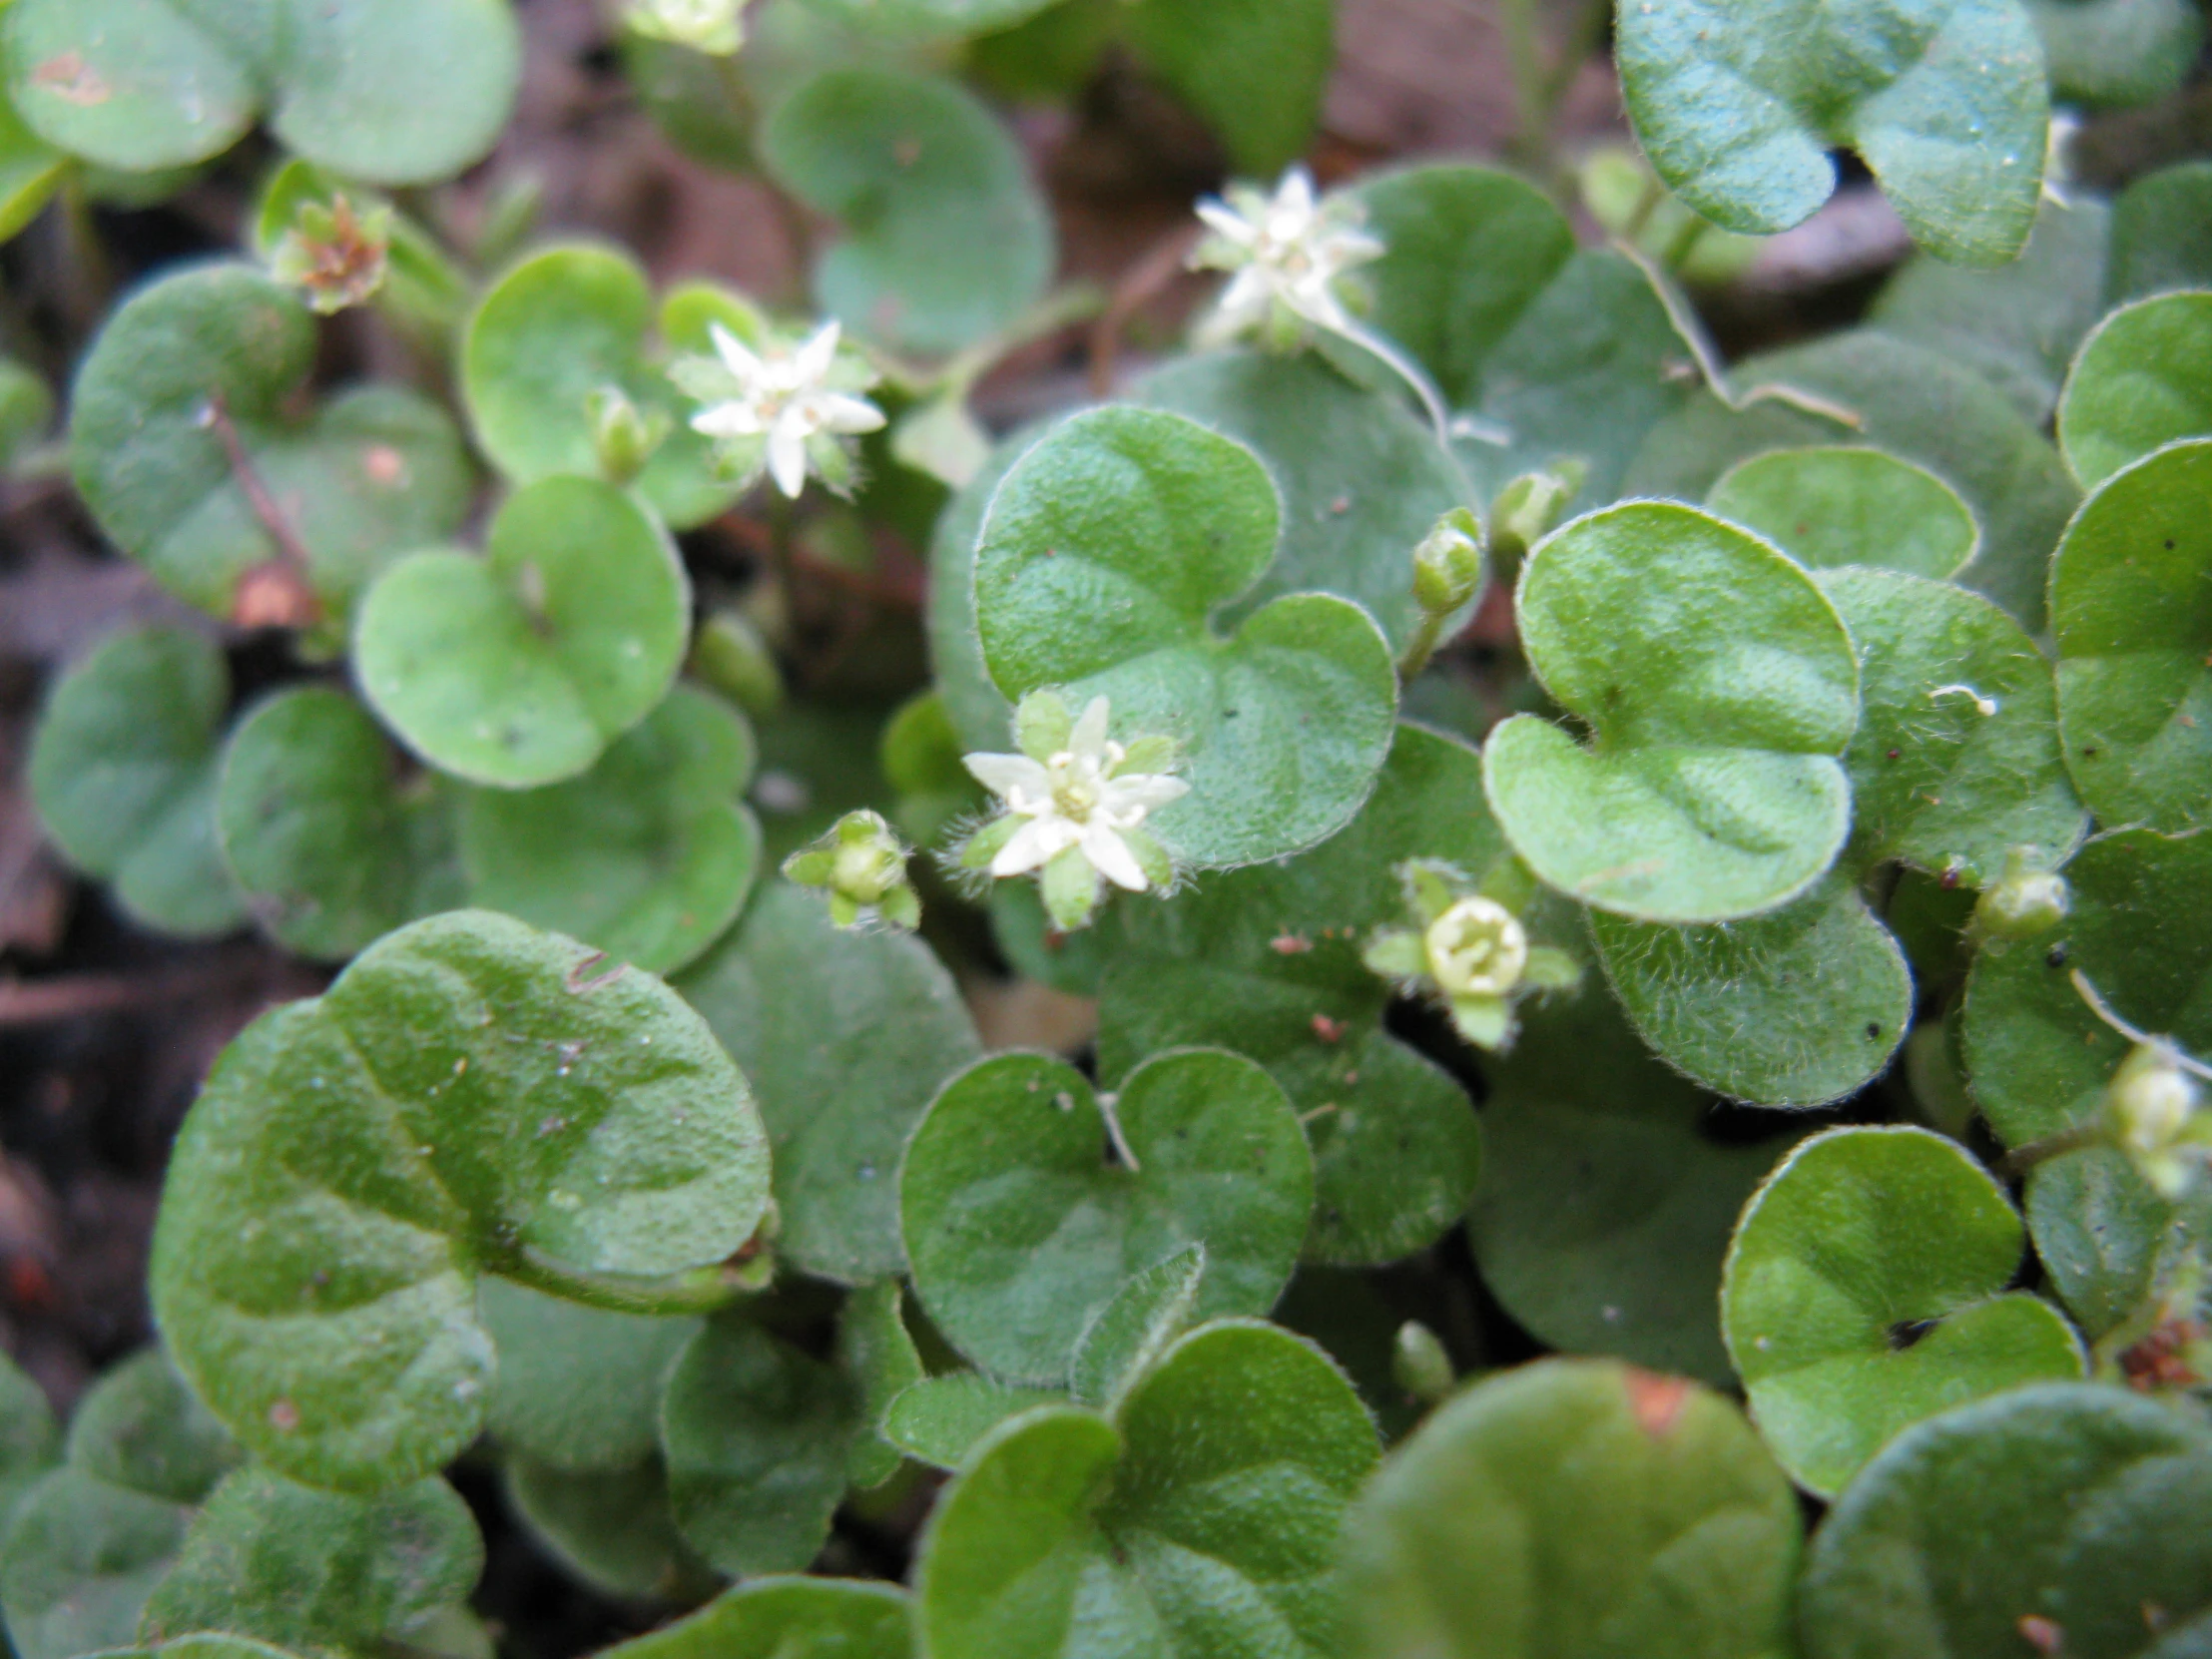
[2050,439,2212,831]
[1962,828,2212,1147]
[884,1375,1066,1471]
[901,1048,1313,1384]
[217,688,463,961]
[599,1576,912,1659]
[353,475,691,790]
[1800,1382,2212,1659]
[1616,0,2048,268]
[915,1320,1377,1659]
[2111,161,2212,302]
[1341,1357,1801,1659]
[926,423,1033,751]
[1590,873,1912,1109]
[760,67,1051,355]
[478,1277,698,1472]
[2059,293,2212,491]
[140,1467,481,1653]
[28,624,246,938]
[502,1455,699,1603]
[1722,1125,2085,1496]
[0,1354,58,1524]
[1626,327,2079,631]
[1707,447,1979,579]
[1485,502,1858,923]
[63,1350,237,1506]
[659,1318,855,1578]
[0,1469,189,1659]
[1096,723,1494,1265]
[2032,0,2204,108]
[2,0,518,184]
[460,685,760,976]
[681,881,979,1285]
[1134,349,1472,661]
[151,909,771,1491]
[1824,565,2086,884]
[974,405,1396,868]
[461,248,745,531]
[1469,994,1804,1385]
[1116,0,1333,177]
[2027,1147,2212,1343]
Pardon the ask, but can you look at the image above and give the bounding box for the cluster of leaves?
[8,0,2212,1655]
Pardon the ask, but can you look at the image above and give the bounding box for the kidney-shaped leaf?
[599,1575,912,1659]
[1484,502,1859,923]
[1800,1383,2212,1659]
[901,1048,1313,1384]
[2110,161,2212,302]
[1707,447,1978,580]
[353,475,691,789]
[2058,291,2212,490]
[2027,1146,2212,1344]
[69,264,472,630]
[916,1320,1377,1659]
[28,624,246,938]
[1341,1358,1802,1659]
[0,1468,190,1659]
[1722,1126,2083,1497]
[150,909,771,1491]
[974,404,1397,868]
[2050,439,2212,832]
[1616,0,2048,268]
[63,1349,238,1507]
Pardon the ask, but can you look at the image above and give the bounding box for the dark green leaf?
[63,1350,237,1507]
[2027,1147,2212,1342]
[478,1278,698,1472]
[501,1455,698,1604]
[2109,161,2212,302]
[1116,0,1334,176]
[839,1282,923,1488]
[598,1575,913,1659]
[0,1469,190,1659]
[2057,292,2212,490]
[2032,0,2204,108]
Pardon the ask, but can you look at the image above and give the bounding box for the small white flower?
[625,0,746,55]
[678,320,886,499]
[963,697,1187,894]
[1191,165,1385,347]
[1423,896,1528,999]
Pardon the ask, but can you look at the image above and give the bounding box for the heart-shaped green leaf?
[217,687,463,961]
[68,264,473,632]
[1484,502,1859,923]
[478,1278,698,1472]
[1096,724,1494,1265]
[1616,0,2048,267]
[760,67,1051,355]
[1133,349,1472,661]
[659,1317,855,1577]
[2027,1147,2212,1343]
[0,1468,190,1659]
[140,1467,481,1653]
[1115,0,1333,176]
[681,881,981,1285]
[915,1320,1377,1658]
[1799,1383,2212,1659]
[1707,447,1979,579]
[1469,994,1804,1384]
[974,405,1396,868]
[1590,873,1912,1109]
[2058,292,2212,490]
[1722,1125,2084,1496]
[900,1048,1313,1383]
[1963,828,2212,1146]
[1626,328,2079,631]
[884,1375,1066,1471]
[459,685,760,976]
[28,624,246,938]
[150,909,772,1491]
[1340,1358,1802,1659]
[2111,161,2212,301]
[2050,439,2212,831]
[1824,565,2086,884]
[2,0,519,184]
[600,1576,913,1659]
[63,1350,237,1507]
[1870,202,2112,424]
[2033,0,2204,108]
[353,475,691,790]
[461,248,748,531]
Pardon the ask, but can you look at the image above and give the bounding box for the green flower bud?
[586,384,671,486]
[783,811,919,930]
[688,610,785,718]
[1974,849,2070,939]
[1423,895,1527,998]
[1411,507,1485,616]
[1489,461,1586,564]
[1390,1321,1455,1405]
[269,194,392,315]
[2107,1043,2206,1199]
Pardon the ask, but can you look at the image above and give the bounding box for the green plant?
[9,0,2212,1654]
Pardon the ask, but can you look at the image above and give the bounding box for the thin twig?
[1089,225,1202,397]
[200,392,322,627]
[201,393,313,573]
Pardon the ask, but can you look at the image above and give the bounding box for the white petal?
[1101,773,1188,816]
[1276,166,1318,218]
[1208,268,1275,336]
[1082,822,1151,892]
[690,401,767,438]
[710,321,763,382]
[1069,696,1112,762]
[795,320,842,383]
[768,425,810,498]
[817,392,887,435]
[992,815,1079,877]
[964,752,1053,800]
[1195,199,1257,245]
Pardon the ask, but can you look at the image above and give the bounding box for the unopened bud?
[1489,461,1586,564]
[624,0,745,54]
[1423,895,1527,999]
[587,385,670,486]
[783,810,919,930]
[1411,507,1485,616]
[688,610,784,718]
[1975,850,2070,940]
[1391,1321,1455,1405]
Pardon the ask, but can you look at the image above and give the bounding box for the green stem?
[1998,1120,2106,1180]
[494,1249,756,1317]
[1498,0,1552,169]
[1397,608,1450,682]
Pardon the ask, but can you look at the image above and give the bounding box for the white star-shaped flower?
[1191,165,1385,347]
[963,697,1188,893]
[679,320,886,499]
